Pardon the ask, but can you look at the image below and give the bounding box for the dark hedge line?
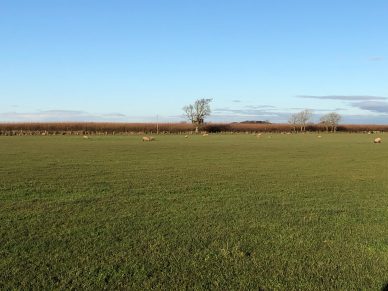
[0,122,387,135]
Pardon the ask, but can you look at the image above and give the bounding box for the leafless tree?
[320,112,341,132]
[320,117,330,132]
[288,114,298,132]
[289,109,313,132]
[183,98,212,133]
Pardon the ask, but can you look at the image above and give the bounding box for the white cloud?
[350,101,388,114]
[0,110,129,122]
[0,110,187,123]
[298,95,387,101]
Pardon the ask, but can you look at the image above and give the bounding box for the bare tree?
[288,114,298,132]
[183,98,212,133]
[320,116,330,132]
[298,109,313,132]
[320,112,341,132]
[289,109,313,132]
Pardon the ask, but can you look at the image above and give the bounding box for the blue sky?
[1,0,388,123]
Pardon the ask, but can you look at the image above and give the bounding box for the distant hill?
[238,120,272,124]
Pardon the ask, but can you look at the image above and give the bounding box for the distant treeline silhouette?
[0,122,387,135]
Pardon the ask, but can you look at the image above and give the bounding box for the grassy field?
[1,134,388,289]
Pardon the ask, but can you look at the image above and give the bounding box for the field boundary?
[0,122,387,136]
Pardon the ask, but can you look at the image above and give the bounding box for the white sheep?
[142,136,155,141]
[374,137,382,143]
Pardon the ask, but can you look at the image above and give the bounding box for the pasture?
[1,134,388,289]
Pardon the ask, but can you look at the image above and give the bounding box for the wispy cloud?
[0,110,130,122]
[232,99,241,103]
[350,101,388,114]
[2,106,387,125]
[368,56,384,62]
[214,108,281,116]
[297,94,388,115]
[244,105,276,109]
[213,107,291,122]
[298,95,387,101]
[0,110,186,123]
[213,104,388,124]
[290,107,343,112]
[341,114,388,124]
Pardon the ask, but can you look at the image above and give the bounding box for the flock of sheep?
[141,133,208,141]
[82,134,383,143]
[139,135,383,143]
[142,136,155,142]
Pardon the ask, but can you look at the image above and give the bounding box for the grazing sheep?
[257,133,262,138]
[83,135,89,139]
[142,136,155,142]
[203,133,209,136]
[185,135,188,138]
[374,137,382,143]
[318,135,322,138]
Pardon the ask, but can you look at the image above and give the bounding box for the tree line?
[183,99,342,133]
[288,110,341,133]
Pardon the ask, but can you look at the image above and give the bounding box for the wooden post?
[156,115,159,135]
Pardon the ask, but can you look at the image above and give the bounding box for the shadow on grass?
[382,283,388,291]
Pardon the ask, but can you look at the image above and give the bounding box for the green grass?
[1,134,388,290]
